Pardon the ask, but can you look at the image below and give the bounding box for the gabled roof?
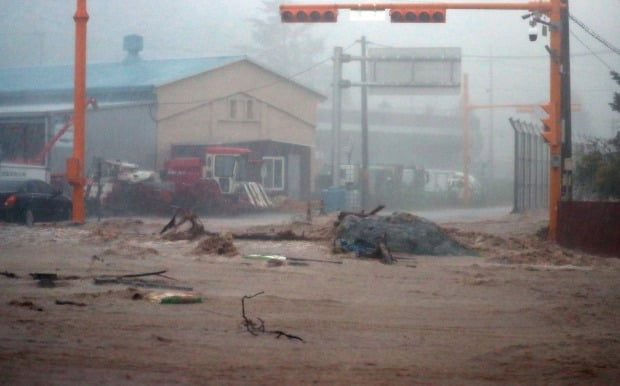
[0,56,244,94]
[0,55,325,99]
[160,90,320,128]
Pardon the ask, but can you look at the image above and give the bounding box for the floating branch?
[337,205,385,222]
[241,291,304,342]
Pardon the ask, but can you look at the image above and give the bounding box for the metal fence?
[510,118,549,213]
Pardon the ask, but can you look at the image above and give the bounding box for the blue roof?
[0,55,245,93]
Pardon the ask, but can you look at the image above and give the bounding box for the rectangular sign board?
[367,47,461,95]
[0,162,49,181]
[349,10,388,22]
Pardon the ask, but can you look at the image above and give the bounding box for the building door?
[287,154,301,200]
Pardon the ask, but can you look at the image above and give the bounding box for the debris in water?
[335,212,475,256]
[192,233,238,256]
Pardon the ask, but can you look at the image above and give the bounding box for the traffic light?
[280,6,338,23]
[540,102,559,146]
[390,9,446,23]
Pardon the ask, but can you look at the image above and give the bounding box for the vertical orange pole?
[71,0,88,222]
[461,73,471,205]
[547,0,562,239]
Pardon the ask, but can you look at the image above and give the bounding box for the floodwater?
[411,205,515,222]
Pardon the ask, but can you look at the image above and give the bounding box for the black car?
[0,179,72,226]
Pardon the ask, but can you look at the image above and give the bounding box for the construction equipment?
[0,97,97,184]
[85,159,173,214]
[164,146,272,212]
[87,146,272,215]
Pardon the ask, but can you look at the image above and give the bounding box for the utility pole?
[360,36,370,209]
[560,0,572,201]
[488,47,495,182]
[68,0,89,223]
[331,46,343,187]
[542,0,563,239]
[461,74,471,205]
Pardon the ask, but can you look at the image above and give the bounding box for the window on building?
[261,157,285,191]
[228,97,258,121]
[246,100,254,120]
[229,99,237,119]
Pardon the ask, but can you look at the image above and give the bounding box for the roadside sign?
[367,47,461,95]
[349,10,387,22]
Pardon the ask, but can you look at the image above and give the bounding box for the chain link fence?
[509,118,549,213]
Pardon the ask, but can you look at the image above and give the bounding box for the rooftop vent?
[123,34,143,64]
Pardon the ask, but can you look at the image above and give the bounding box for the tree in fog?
[239,0,330,93]
[574,72,620,200]
[610,71,620,113]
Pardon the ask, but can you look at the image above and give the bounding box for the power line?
[570,30,615,72]
[232,40,358,95]
[367,39,614,60]
[159,40,359,106]
[241,57,332,95]
[569,14,620,56]
[466,51,615,59]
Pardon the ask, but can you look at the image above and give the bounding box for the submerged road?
[194,205,518,229]
[410,205,516,222]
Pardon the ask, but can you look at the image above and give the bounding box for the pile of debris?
[160,208,207,241]
[334,210,475,258]
[156,206,474,264]
[82,219,149,246]
[192,233,238,256]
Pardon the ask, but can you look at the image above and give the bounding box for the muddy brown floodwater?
[1,209,619,385]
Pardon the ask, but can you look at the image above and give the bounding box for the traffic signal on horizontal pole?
[280,6,338,23]
[390,9,446,23]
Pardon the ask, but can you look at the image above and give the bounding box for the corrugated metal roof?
[0,56,245,93]
[0,100,150,116]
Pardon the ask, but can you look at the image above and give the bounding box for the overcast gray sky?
[1,0,619,143]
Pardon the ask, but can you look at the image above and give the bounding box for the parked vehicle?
[0,179,72,226]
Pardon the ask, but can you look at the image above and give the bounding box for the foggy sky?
[1,0,619,147]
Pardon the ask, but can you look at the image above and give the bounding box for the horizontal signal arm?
[281,2,552,12]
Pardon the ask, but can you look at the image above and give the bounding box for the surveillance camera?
[529,25,538,42]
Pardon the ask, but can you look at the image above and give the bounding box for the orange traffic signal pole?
[282,0,566,240]
[547,0,564,240]
[69,0,89,223]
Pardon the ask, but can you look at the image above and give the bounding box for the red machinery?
[32,97,98,166]
[85,159,173,215]
[88,146,272,215]
[164,146,272,212]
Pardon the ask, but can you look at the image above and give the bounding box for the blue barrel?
[322,187,346,213]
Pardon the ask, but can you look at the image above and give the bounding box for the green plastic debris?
[160,296,203,304]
